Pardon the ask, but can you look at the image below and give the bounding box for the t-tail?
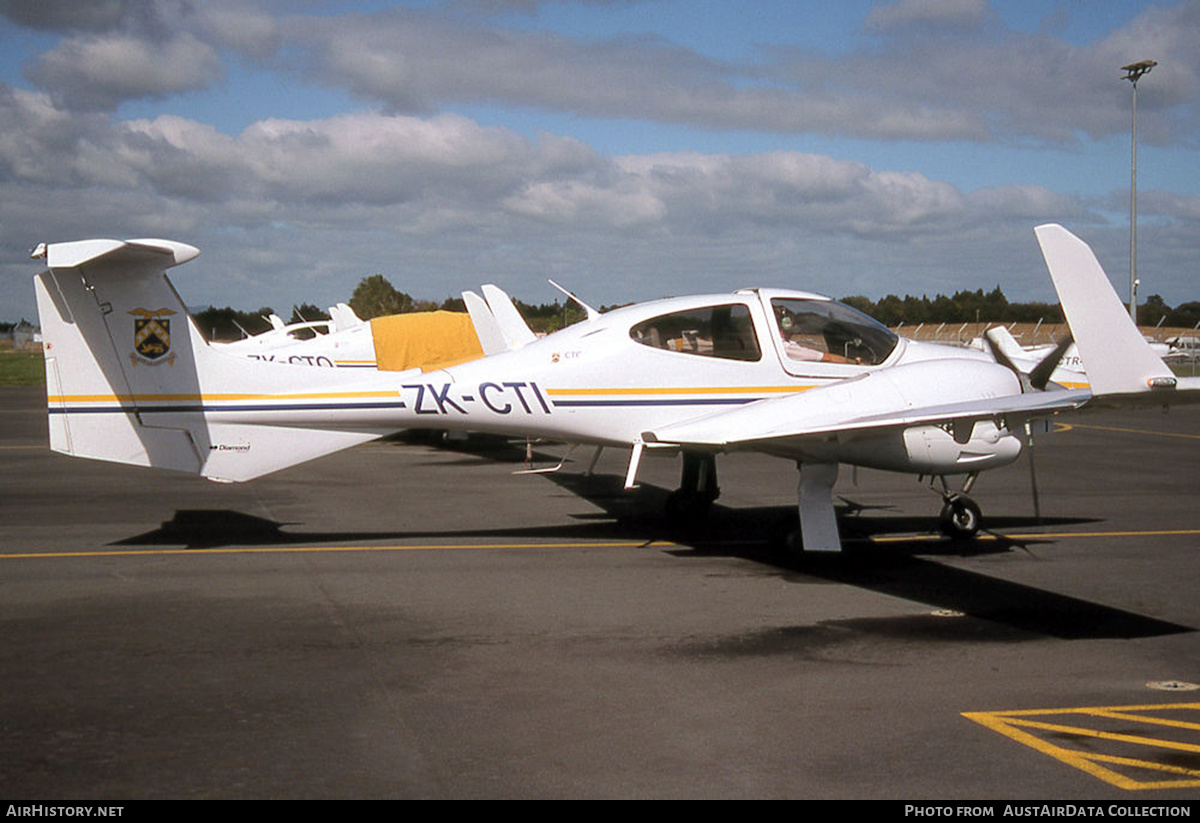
[34,239,397,481]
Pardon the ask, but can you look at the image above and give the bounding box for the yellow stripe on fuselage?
[544,385,816,396]
[46,390,400,404]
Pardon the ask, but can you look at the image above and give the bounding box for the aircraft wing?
[643,371,1088,452]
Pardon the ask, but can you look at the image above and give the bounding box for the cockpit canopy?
[627,293,898,368]
[771,297,897,366]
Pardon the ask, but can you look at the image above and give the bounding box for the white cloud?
[27,31,224,111]
[0,88,1069,315]
[193,5,280,61]
[0,0,140,33]
[4,3,1200,320]
[10,1,1197,146]
[865,0,990,31]
[252,2,1198,148]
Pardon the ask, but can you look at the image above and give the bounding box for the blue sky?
[2,0,1198,321]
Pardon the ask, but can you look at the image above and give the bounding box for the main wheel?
[664,488,714,525]
[939,495,982,538]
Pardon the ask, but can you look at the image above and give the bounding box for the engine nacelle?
[769,358,1027,474]
[831,420,1022,474]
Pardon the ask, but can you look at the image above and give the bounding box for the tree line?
[843,287,1200,329]
[192,273,592,339]
[191,276,1200,341]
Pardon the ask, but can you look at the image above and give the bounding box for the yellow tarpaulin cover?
[370,311,485,372]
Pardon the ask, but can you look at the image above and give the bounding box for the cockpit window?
[630,303,761,362]
[772,298,897,366]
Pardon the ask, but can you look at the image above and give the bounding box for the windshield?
[771,298,897,366]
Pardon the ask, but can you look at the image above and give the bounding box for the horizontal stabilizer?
[42,238,200,271]
[195,424,383,482]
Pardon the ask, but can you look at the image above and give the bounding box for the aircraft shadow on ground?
[551,472,1190,640]
[112,468,1189,641]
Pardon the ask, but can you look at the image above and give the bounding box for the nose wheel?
[931,472,982,538]
[939,493,982,538]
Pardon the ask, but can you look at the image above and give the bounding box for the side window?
[630,304,761,362]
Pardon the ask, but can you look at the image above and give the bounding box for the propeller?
[1027,333,1075,391]
[982,327,1074,393]
[982,328,1075,524]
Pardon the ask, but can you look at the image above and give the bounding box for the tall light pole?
[1122,59,1156,324]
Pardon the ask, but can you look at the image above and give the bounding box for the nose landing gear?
[933,472,982,538]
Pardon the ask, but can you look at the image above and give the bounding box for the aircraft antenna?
[548,279,600,321]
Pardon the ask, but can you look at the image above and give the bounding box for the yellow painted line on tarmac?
[964,703,1200,790]
[11,528,1198,559]
[0,540,679,560]
[994,529,1200,539]
[1071,423,1200,440]
[870,527,1200,544]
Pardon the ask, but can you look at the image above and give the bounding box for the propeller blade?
[1028,333,1074,391]
[983,327,1021,375]
[984,327,1035,393]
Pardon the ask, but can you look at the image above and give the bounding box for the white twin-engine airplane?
[30,225,1197,552]
[214,302,373,368]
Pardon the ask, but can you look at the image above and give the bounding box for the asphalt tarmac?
[3,385,1200,799]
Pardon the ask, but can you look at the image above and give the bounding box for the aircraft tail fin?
[982,325,1025,363]
[36,239,213,474]
[1035,224,1182,399]
[463,290,509,355]
[34,238,382,481]
[481,285,537,349]
[328,302,363,331]
[461,285,537,355]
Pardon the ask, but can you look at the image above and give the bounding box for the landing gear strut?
[770,462,844,555]
[934,473,982,538]
[665,451,719,522]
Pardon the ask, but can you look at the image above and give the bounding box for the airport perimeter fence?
[892,321,1200,375]
[891,321,1189,346]
[2,322,40,352]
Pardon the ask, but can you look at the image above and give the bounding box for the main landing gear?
[934,472,982,538]
[664,451,720,523]
[661,456,987,549]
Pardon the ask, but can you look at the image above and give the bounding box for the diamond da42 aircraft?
[30,224,1197,552]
